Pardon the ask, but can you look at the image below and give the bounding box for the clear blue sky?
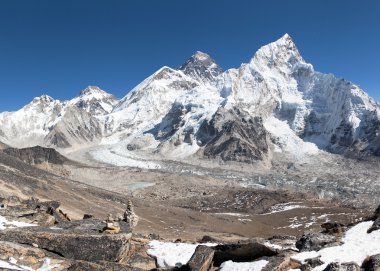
[0,0,379,111]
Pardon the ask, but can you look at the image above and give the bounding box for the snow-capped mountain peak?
[1,34,379,161]
[179,51,223,84]
[251,33,304,69]
[193,51,212,61]
[32,94,55,104]
[79,86,113,99]
[70,86,118,114]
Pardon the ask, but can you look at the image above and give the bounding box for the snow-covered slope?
[69,86,118,114]
[213,34,380,157]
[1,34,379,164]
[0,95,65,148]
[0,87,118,148]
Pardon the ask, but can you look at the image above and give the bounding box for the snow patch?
[291,221,380,270]
[90,148,161,169]
[261,202,307,215]
[147,241,217,268]
[220,259,269,271]
[0,215,37,230]
[264,117,319,159]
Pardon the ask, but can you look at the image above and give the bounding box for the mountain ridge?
[0,34,379,164]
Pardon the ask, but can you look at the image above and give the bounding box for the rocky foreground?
[0,197,379,271]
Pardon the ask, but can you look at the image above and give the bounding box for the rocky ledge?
[0,197,379,271]
[0,197,154,270]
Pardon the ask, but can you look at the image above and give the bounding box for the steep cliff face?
[199,108,270,163]
[179,51,223,85]
[3,146,70,165]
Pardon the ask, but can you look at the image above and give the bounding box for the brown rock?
[0,219,132,262]
[323,262,360,271]
[262,256,301,271]
[186,245,214,271]
[213,241,277,266]
[367,218,380,234]
[0,241,71,270]
[296,233,338,252]
[67,260,142,271]
[125,237,157,270]
[31,212,56,226]
[362,254,380,271]
[321,222,346,234]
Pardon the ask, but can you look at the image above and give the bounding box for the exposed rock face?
[145,103,191,142]
[0,241,72,270]
[362,254,380,271]
[296,233,338,252]
[186,245,215,271]
[368,218,380,234]
[200,108,269,162]
[0,219,132,262]
[0,199,158,270]
[321,222,346,234]
[3,146,70,165]
[0,87,116,149]
[44,106,103,148]
[212,241,277,266]
[66,260,136,271]
[0,141,8,150]
[375,205,380,218]
[368,204,380,233]
[179,51,223,84]
[323,262,360,271]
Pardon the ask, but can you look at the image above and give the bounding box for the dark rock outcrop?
[296,233,338,252]
[321,222,346,234]
[67,260,141,271]
[368,204,380,233]
[0,241,71,270]
[199,108,269,163]
[362,254,380,271]
[179,51,223,84]
[213,241,277,266]
[368,218,380,234]
[3,146,70,165]
[0,219,132,262]
[185,245,214,271]
[323,262,360,271]
[375,205,380,218]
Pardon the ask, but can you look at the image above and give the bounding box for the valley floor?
[62,152,373,241]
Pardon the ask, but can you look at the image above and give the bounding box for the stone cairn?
[102,213,121,234]
[102,200,139,233]
[124,200,139,228]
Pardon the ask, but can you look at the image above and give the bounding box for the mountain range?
[1,34,379,166]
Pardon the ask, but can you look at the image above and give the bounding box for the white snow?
[147,241,217,268]
[0,260,27,270]
[220,259,269,271]
[264,117,319,159]
[1,33,379,167]
[214,213,250,217]
[261,202,308,215]
[263,242,282,250]
[291,221,380,270]
[90,147,161,169]
[0,215,37,230]
[36,258,61,271]
[147,241,198,268]
[0,258,60,271]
